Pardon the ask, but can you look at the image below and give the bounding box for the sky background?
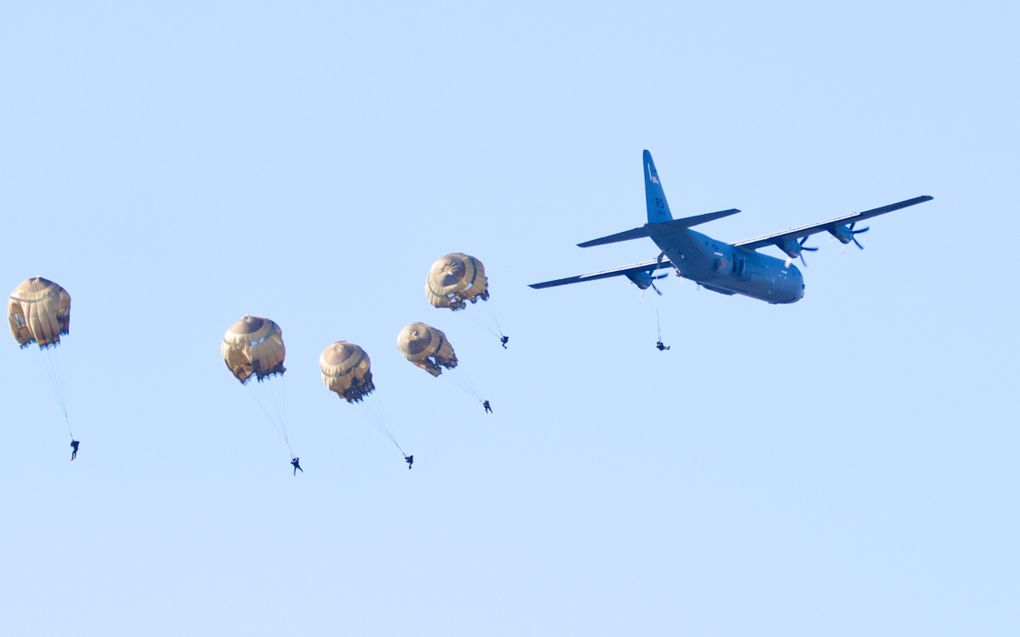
[1,2,1017,635]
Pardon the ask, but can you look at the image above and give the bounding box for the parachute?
[222,315,293,458]
[426,253,507,346]
[8,277,71,349]
[320,340,406,459]
[319,341,375,403]
[397,321,485,404]
[426,253,489,311]
[397,322,458,377]
[9,277,75,441]
[221,315,287,384]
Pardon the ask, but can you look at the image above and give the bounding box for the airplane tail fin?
[644,150,672,224]
[577,150,739,248]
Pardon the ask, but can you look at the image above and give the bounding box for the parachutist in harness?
[500,335,509,349]
[291,457,303,476]
[483,400,492,414]
[69,439,79,461]
[405,454,414,470]
[654,307,670,351]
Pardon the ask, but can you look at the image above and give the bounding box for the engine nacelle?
[828,224,855,244]
[777,237,804,258]
[625,270,655,290]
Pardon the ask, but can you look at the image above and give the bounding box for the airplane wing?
[529,258,673,289]
[733,195,933,251]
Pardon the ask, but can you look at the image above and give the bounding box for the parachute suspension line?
[36,349,73,438]
[461,373,484,402]
[656,306,662,342]
[253,391,289,450]
[252,381,292,456]
[361,399,405,457]
[464,311,501,339]
[40,350,65,404]
[272,378,294,457]
[482,296,506,338]
[273,375,289,436]
[443,369,484,402]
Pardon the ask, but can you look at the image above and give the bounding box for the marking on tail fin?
[644,150,672,224]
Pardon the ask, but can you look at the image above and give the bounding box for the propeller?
[840,222,870,252]
[639,272,667,298]
[784,237,819,267]
[849,222,869,249]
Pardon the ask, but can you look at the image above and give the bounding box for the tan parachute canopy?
[397,322,458,377]
[426,253,489,310]
[320,341,375,403]
[221,315,287,384]
[8,277,71,349]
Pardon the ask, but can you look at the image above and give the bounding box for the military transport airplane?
[530,150,933,304]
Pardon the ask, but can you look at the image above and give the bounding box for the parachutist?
[656,341,670,351]
[70,439,79,461]
[500,335,509,349]
[291,457,303,476]
[405,454,414,470]
[483,400,493,414]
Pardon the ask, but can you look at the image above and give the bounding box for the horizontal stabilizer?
[672,208,741,227]
[577,226,650,248]
[578,208,741,248]
[530,258,674,289]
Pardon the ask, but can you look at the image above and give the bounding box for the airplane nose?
[789,265,805,300]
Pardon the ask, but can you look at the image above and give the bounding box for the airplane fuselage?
[653,227,805,304]
[528,150,930,302]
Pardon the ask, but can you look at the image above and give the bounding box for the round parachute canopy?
[221,315,287,384]
[397,322,458,377]
[320,341,375,403]
[8,277,71,349]
[425,253,489,310]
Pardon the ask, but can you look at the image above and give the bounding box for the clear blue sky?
[2,2,1017,636]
